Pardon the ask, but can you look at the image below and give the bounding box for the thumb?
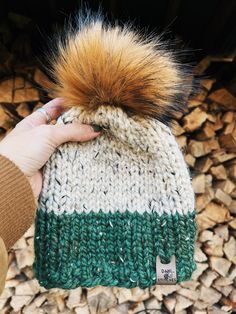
[49,123,102,146]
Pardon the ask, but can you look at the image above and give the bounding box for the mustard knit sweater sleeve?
[0,155,36,295]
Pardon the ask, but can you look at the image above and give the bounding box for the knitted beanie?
[33,14,197,289]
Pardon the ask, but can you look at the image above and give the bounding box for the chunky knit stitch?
[34,106,197,289]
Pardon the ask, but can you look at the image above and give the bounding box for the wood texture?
[0,55,236,313]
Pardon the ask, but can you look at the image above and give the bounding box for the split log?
[163,296,176,313]
[0,105,20,129]
[219,132,236,153]
[176,135,187,148]
[195,157,213,173]
[15,247,34,269]
[14,77,25,89]
[171,120,185,136]
[191,263,208,281]
[10,296,33,312]
[203,234,224,256]
[0,80,13,103]
[223,236,236,264]
[224,121,235,134]
[214,224,229,241]
[211,150,236,165]
[185,154,196,167]
[195,187,214,212]
[188,140,211,157]
[87,287,117,314]
[208,139,220,151]
[199,286,222,305]
[192,174,206,194]
[208,88,236,110]
[215,179,235,194]
[209,256,232,277]
[183,107,208,132]
[175,295,193,312]
[229,219,236,230]
[144,297,161,311]
[222,111,235,124]
[16,103,31,118]
[214,189,232,207]
[229,200,236,214]
[228,164,236,179]
[13,88,39,103]
[66,288,82,309]
[15,279,40,296]
[200,79,216,91]
[196,122,216,140]
[194,244,208,262]
[197,202,231,231]
[212,114,224,131]
[210,165,227,180]
[200,270,219,288]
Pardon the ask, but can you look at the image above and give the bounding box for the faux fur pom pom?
[48,13,192,124]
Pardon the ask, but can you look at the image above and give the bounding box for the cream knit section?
[39,106,195,215]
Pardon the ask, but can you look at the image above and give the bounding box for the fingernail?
[91,124,102,133]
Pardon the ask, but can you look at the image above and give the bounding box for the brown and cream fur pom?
[48,13,192,124]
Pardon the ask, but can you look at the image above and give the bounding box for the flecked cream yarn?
[33,14,197,289]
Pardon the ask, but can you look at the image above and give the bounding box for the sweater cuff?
[0,155,36,249]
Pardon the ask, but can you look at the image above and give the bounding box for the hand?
[0,98,101,198]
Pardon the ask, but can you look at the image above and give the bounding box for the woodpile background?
[0,55,236,314]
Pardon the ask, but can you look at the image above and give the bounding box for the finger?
[49,123,102,146]
[15,98,66,131]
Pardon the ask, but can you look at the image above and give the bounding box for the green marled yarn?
[34,209,197,289]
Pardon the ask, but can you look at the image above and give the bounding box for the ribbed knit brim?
[34,209,197,289]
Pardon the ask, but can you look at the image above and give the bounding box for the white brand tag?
[156,255,177,284]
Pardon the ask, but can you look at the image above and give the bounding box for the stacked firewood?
[0,56,235,314]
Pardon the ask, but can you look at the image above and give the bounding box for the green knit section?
[33,209,197,289]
